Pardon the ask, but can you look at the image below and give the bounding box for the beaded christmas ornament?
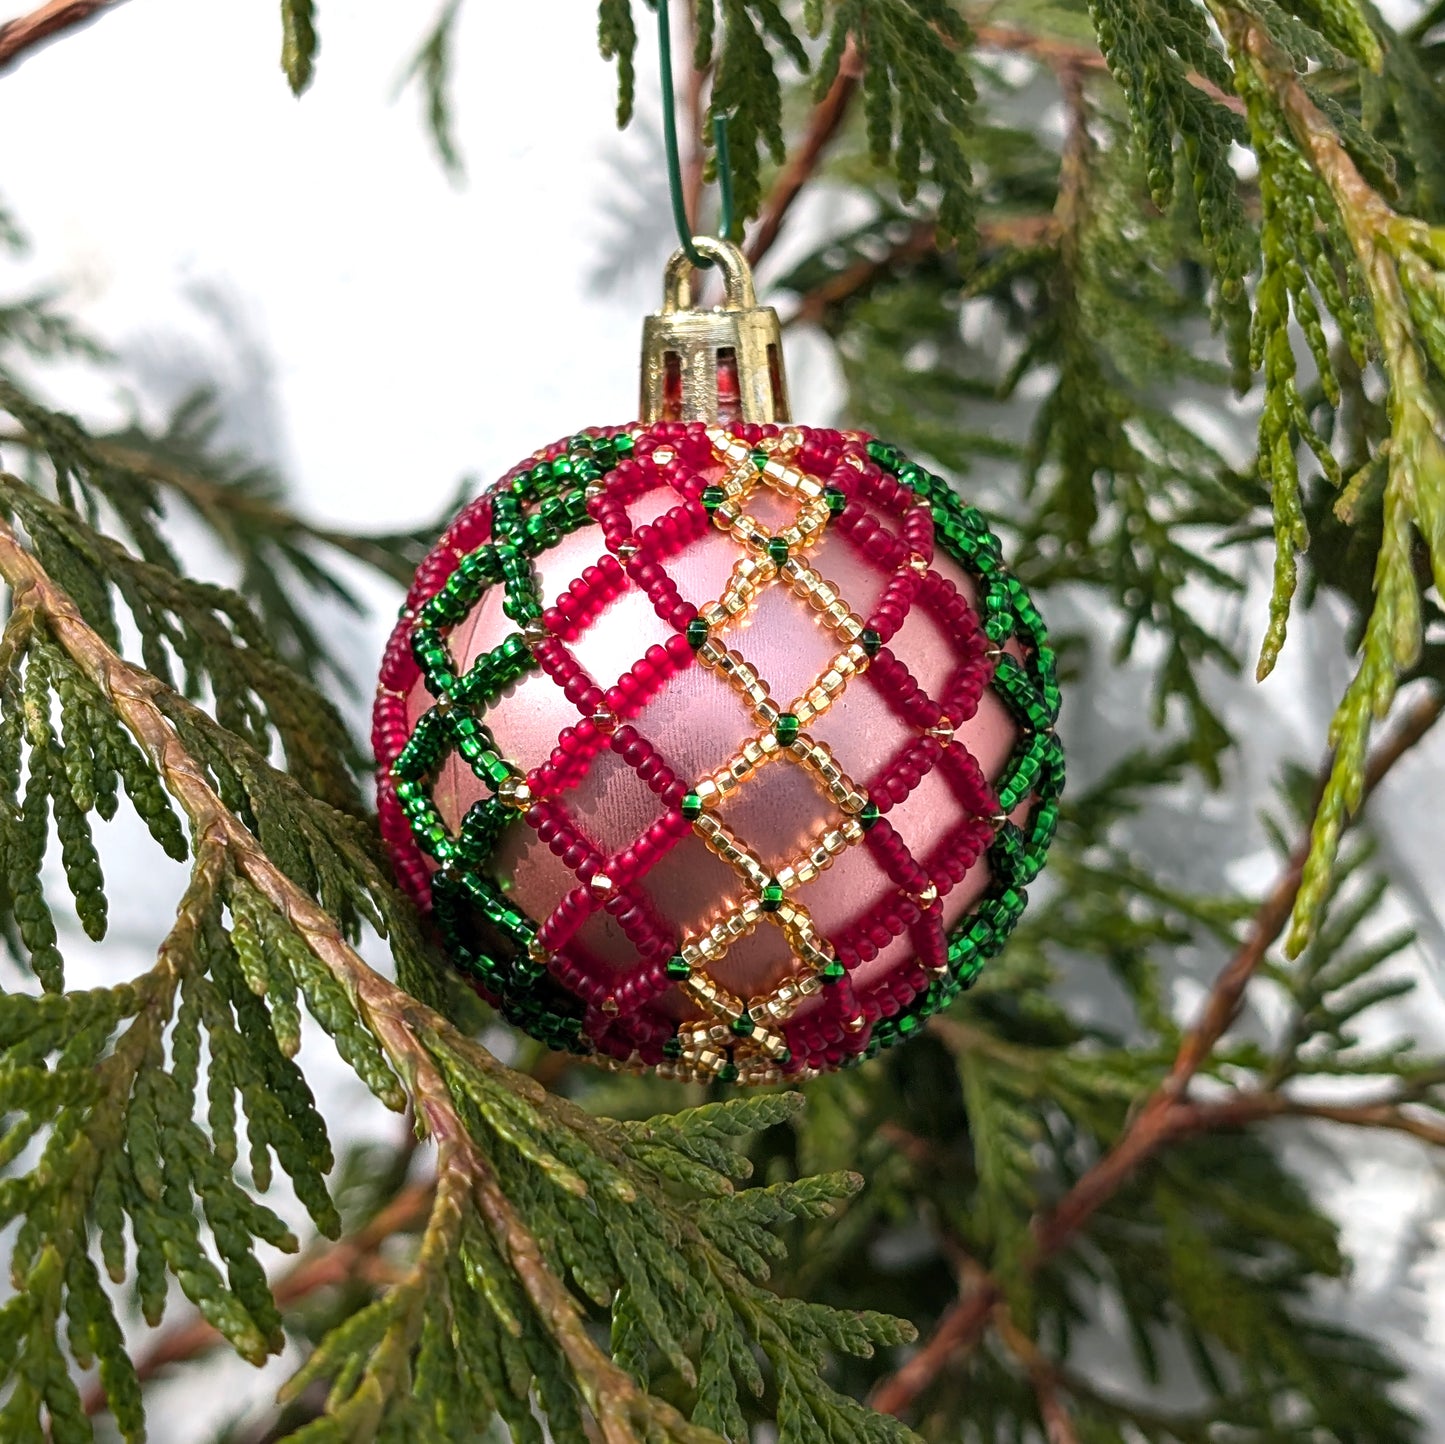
[373,240,1062,1083]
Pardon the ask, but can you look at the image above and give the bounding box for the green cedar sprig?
[1,514,921,1443]
[281,0,319,95]
[810,0,976,241]
[1,379,442,689]
[399,0,466,180]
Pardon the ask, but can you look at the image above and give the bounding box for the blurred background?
[3,1,1445,1438]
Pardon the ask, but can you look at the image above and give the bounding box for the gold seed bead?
[927,722,955,745]
[798,974,823,996]
[589,873,614,896]
[584,480,607,504]
[844,1012,868,1033]
[739,1063,784,1085]
[522,619,550,645]
[914,882,940,908]
[497,775,533,810]
[601,995,620,1015]
[909,552,929,575]
[651,447,676,466]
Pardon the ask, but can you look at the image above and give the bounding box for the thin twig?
[0,0,122,72]
[870,687,1445,1418]
[967,13,1244,114]
[995,1314,1082,1444]
[787,213,1059,328]
[1180,1091,1445,1148]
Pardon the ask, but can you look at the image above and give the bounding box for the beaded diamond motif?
[374,422,1062,1082]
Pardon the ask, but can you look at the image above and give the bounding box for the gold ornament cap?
[640,236,790,426]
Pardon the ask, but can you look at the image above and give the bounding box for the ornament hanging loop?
[641,235,790,426]
[661,235,755,313]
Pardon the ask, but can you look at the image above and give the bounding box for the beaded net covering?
[374,421,1062,1082]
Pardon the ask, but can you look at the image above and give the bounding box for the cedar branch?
[0,429,420,585]
[745,36,863,267]
[81,1183,435,1415]
[870,686,1445,1419]
[0,0,123,72]
[0,510,712,1444]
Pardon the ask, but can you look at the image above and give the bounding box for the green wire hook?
[655,0,735,267]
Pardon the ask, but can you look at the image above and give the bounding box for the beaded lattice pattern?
[374,422,1062,1082]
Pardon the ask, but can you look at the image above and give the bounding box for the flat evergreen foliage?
[3,2,1445,1441]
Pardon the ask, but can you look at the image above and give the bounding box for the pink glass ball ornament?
[372,242,1061,1084]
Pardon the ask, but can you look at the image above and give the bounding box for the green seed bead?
[663,1036,683,1059]
[759,880,784,911]
[731,1012,756,1037]
[751,448,770,472]
[717,1061,740,1083]
[774,714,800,746]
[766,536,788,567]
[701,485,727,512]
[820,960,846,984]
[860,628,882,657]
[824,486,846,517]
[665,955,691,980]
[859,801,880,830]
[681,791,703,821]
[685,616,709,650]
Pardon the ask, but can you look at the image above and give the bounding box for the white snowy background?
[1,1,1444,1439]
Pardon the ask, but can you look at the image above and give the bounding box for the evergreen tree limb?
[1208,3,1445,954]
[0,0,121,73]
[744,34,862,266]
[0,511,916,1442]
[81,1182,435,1418]
[0,427,425,587]
[967,13,1245,116]
[1178,1089,1445,1146]
[787,215,1059,328]
[869,686,1445,1421]
[0,512,708,1439]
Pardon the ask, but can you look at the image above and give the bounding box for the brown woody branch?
[0,0,122,72]
[787,213,1059,328]
[681,0,709,234]
[995,1313,1081,1444]
[870,687,1445,1419]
